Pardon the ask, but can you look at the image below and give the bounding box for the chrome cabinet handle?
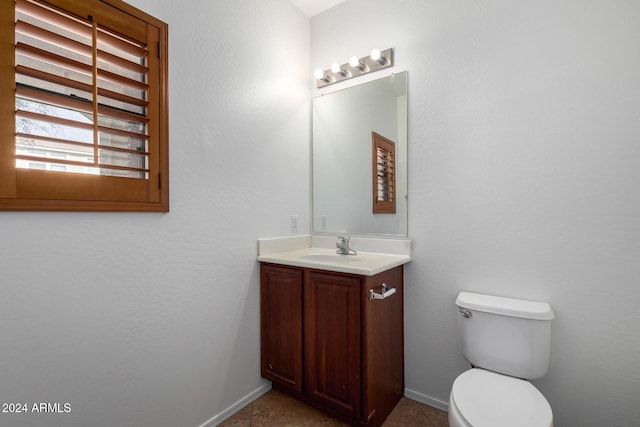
[368,283,396,301]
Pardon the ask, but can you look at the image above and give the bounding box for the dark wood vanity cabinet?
[260,264,303,392]
[260,263,404,427]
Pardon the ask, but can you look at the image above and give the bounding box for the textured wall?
[312,1,640,425]
[0,1,310,426]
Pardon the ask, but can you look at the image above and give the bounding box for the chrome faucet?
[336,236,357,255]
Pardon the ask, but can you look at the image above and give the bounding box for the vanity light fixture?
[314,47,394,88]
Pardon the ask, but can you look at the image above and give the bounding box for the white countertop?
[257,235,411,276]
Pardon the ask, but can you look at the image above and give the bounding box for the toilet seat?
[450,369,553,427]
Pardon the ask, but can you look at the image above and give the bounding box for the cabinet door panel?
[261,264,302,392]
[304,271,361,418]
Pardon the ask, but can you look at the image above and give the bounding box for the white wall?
[312,0,640,425]
[0,1,310,426]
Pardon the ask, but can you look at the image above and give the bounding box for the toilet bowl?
[450,292,556,427]
[448,368,553,427]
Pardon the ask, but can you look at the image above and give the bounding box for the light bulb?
[331,62,348,77]
[314,69,325,80]
[370,48,387,65]
[349,55,367,71]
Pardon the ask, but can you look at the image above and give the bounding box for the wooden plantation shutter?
[1,0,168,211]
[372,132,396,214]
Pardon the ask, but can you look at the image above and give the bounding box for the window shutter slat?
[15,154,149,173]
[16,42,92,76]
[98,86,148,108]
[97,67,149,91]
[17,64,90,95]
[17,132,149,157]
[97,28,148,59]
[97,105,149,125]
[16,20,91,57]
[17,84,93,115]
[16,64,148,109]
[97,125,148,141]
[98,48,149,75]
[16,132,92,149]
[18,84,149,128]
[16,109,94,132]
[16,0,92,39]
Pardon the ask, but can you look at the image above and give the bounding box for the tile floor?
[219,389,449,427]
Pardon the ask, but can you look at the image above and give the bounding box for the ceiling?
[288,0,348,17]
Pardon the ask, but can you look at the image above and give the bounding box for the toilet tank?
[456,292,555,380]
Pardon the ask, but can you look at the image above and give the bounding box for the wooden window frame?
[0,0,169,212]
[372,132,396,214]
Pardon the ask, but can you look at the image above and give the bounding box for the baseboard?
[199,382,272,427]
[404,388,449,412]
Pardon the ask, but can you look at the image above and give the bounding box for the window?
[0,0,168,211]
[372,132,396,214]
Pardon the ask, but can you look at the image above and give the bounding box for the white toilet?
[449,292,555,427]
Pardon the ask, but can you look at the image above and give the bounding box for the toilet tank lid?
[456,292,555,320]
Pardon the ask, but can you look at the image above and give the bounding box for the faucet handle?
[337,235,349,246]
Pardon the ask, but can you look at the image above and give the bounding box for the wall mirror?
[312,72,408,236]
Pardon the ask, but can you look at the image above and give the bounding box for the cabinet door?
[304,270,361,418]
[362,266,404,426]
[260,264,303,392]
